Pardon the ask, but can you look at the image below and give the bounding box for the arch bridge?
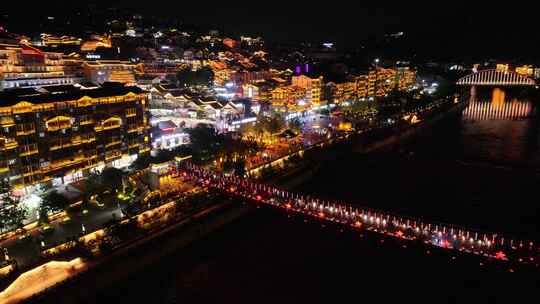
[457,70,536,86]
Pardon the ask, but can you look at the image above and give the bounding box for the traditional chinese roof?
[0,83,145,107]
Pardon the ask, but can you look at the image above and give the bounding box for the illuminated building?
[291,75,323,104]
[222,38,238,49]
[150,120,188,151]
[82,60,137,85]
[0,44,84,90]
[213,69,232,86]
[230,70,271,85]
[367,68,397,97]
[515,65,534,77]
[534,68,540,80]
[0,84,150,189]
[496,64,509,73]
[80,35,112,52]
[242,83,260,100]
[328,81,356,103]
[395,67,416,91]
[271,86,306,108]
[40,34,81,46]
[355,75,368,98]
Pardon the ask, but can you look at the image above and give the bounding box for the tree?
[288,118,303,134]
[84,171,102,201]
[39,190,67,224]
[101,167,125,192]
[187,125,220,160]
[0,179,27,232]
[130,154,152,171]
[117,180,136,204]
[176,67,215,87]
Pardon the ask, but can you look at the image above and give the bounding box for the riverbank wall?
[17,202,253,304]
[355,101,468,154]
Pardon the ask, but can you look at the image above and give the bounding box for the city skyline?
[2,2,540,60]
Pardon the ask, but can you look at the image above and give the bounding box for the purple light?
[305,63,309,73]
[295,66,301,75]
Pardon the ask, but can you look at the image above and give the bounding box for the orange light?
[318,212,325,218]
[395,230,404,238]
[285,203,292,209]
[354,221,362,227]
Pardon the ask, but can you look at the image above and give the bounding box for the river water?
[298,87,540,237]
[56,87,540,304]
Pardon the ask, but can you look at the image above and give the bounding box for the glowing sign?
[85,54,101,60]
[231,117,257,125]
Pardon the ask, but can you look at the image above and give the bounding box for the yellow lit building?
[0,84,150,189]
[367,68,396,97]
[496,64,509,73]
[0,43,84,90]
[242,83,259,100]
[395,67,416,91]
[82,60,137,85]
[291,75,323,104]
[355,75,368,98]
[40,34,82,46]
[331,81,356,103]
[515,65,534,77]
[271,86,306,108]
[80,35,112,52]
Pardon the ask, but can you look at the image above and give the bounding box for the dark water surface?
[299,88,540,237]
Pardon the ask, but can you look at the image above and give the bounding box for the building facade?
[0,44,84,90]
[82,60,137,85]
[0,84,150,190]
[291,75,323,104]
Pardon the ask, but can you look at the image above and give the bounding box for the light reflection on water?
[458,87,540,168]
[463,87,533,121]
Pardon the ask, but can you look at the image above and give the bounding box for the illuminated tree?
[0,179,28,232]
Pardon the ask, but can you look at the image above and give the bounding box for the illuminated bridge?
[177,162,539,269]
[457,70,536,86]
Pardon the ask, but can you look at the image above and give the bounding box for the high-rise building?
[0,84,150,190]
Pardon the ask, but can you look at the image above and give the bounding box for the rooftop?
[0,82,145,107]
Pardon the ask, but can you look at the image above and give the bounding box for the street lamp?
[81,224,86,234]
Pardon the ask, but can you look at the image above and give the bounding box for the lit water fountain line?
[180,162,539,268]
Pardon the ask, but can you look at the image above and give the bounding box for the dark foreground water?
[45,88,540,303]
[50,208,538,304]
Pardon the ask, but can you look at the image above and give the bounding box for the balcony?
[2,140,18,150]
[16,129,36,136]
[127,125,142,133]
[20,149,39,157]
[105,140,122,148]
[105,151,122,162]
[80,119,95,126]
[50,142,74,151]
[0,117,15,127]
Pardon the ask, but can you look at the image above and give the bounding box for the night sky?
[2,1,539,60]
